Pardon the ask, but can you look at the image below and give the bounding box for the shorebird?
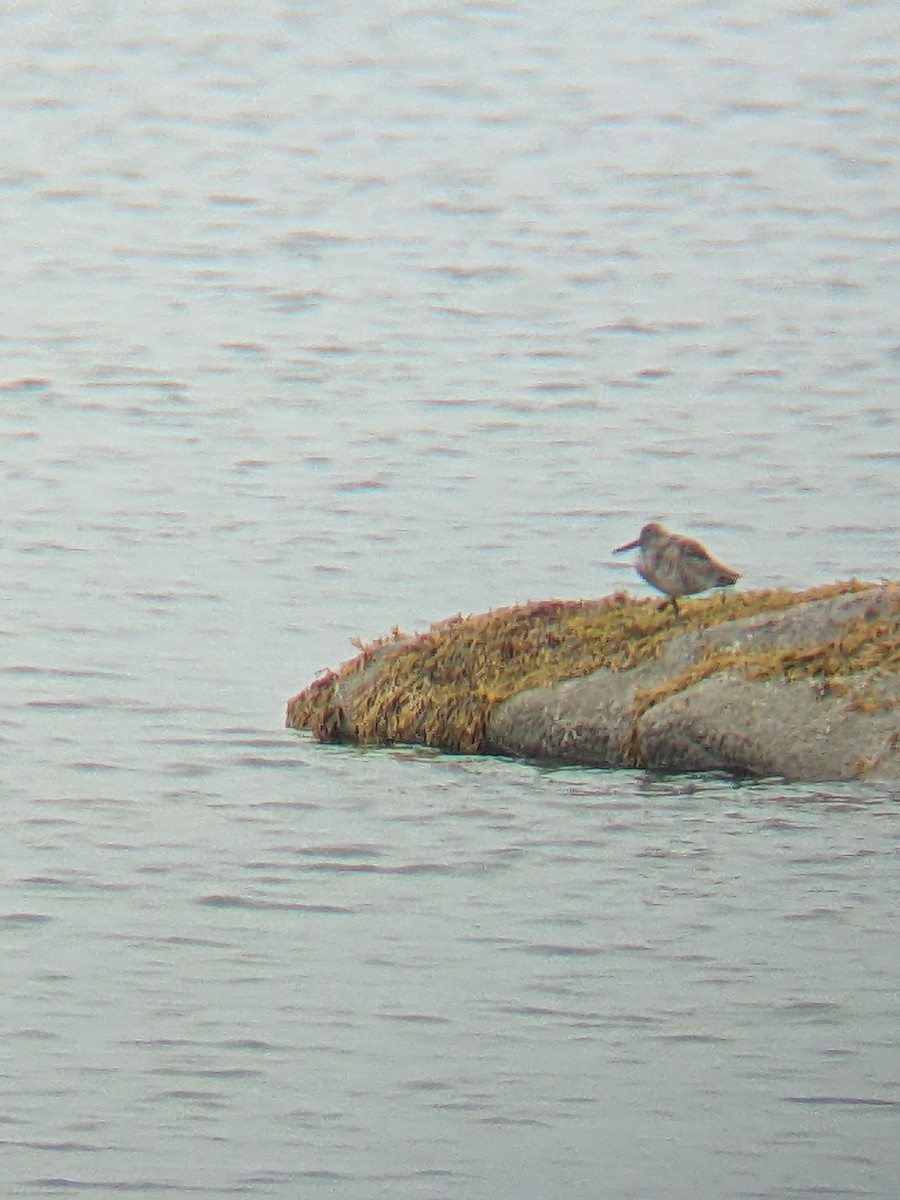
[613,522,739,617]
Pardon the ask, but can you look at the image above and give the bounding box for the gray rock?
[636,671,900,782]
[486,584,899,783]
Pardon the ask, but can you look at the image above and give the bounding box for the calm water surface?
[1,2,898,1197]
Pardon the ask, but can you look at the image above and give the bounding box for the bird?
[613,522,739,617]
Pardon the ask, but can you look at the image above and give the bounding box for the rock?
[485,659,656,768]
[635,671,900,782]
[286,581,899,785]
[486,584,900,782]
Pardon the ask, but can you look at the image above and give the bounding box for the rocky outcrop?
[286,582,899,785]
[487,587,899,782]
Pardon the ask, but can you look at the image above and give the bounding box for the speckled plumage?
[614,523,739,616]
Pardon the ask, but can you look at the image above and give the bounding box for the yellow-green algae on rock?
[286,579,893,758]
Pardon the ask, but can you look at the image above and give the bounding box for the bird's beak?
[613,537,641,553]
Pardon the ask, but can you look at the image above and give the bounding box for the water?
[1,2,898,1197]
